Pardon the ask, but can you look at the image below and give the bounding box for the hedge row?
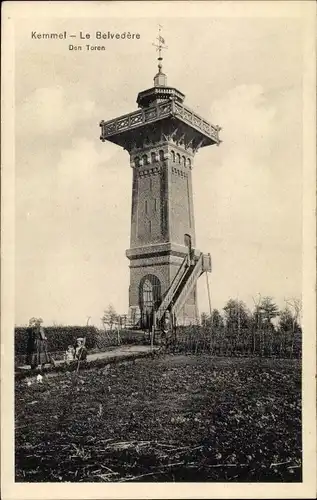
[15,326,149,356]
[15,326,99,355]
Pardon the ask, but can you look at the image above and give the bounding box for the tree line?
[170,296,302,358]
[201,295,302,336]
[101,295,302,336]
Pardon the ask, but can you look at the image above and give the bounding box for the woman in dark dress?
[26,318,51,370]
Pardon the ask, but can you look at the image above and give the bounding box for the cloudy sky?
[14,5,304,327]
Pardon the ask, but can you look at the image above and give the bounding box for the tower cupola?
[154,68,167,87]
[136,26,185,109]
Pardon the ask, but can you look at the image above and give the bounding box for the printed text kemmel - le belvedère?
[30,31,141,40]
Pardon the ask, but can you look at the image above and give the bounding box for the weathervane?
[152,24,168,73]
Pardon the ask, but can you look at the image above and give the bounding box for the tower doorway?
[139,275,161,331]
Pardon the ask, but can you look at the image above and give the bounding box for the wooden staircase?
[155,250,212,328]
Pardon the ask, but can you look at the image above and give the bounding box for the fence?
[14,325,301,366]
[164,326,301,358]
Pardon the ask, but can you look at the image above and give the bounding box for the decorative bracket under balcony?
[100,100,220,150]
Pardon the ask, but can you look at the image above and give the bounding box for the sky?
[14,11,304,327]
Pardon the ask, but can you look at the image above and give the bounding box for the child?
[64,345,75,364]
[75,338,87,361]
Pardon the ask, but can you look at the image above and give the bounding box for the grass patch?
[15,355,301,482]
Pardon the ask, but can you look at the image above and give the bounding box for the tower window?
[142,279,153,308]
[187,158,191,168]
[139,274,161,330]
[145,200,148,214]
[154,199,157,211]
[177,153,181,164]
[151,152,156,163]
[135,156,140,167]
[142,154,148,165]
[182,155,186,166]
[159,150,164,161]
[149,220,152,233]
[171,151,175,162]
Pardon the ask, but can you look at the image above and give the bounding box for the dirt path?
[17,345,157,372]
[87,345,155,361]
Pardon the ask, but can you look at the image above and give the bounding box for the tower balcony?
[100,99,221,150]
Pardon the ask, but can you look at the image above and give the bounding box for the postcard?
[1,1,316,499]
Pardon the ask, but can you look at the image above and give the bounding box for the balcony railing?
[172,101,219,141]
[100,100,219,143]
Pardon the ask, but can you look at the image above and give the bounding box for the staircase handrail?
[172,252,204,319]
[156,253,190,323]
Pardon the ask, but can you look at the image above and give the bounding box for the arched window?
[139,274,162,330]
[171,150,175,163]
[142,279,153,309]
[139,274,161,308]
[176,153,181,164]
[151,152,156,163]
[187,158,191,168]
[142,154,148,165]
[159,150,164,161]
[182,155,186,167]
[134,156,140,167]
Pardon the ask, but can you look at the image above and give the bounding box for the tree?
[279,308,297,333]
[283,298,302,358]
[284,298,302,332]
[223,299,250,336]
[209,309,224,330]
[201,309,224,330]
[260,296,279,324]
[252,296,279,332]
[251,295,279,355]
[101,304,118,331]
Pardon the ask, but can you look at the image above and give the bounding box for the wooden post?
[117,326,120,346]
[151,328,154,350]
[206,272,212,354]
[172,312,177,353]
[151,311,156,350]
[206,272,212,316]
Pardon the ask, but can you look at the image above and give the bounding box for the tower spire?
[152,25,168,87]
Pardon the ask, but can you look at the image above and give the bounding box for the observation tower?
[100,29,221,329]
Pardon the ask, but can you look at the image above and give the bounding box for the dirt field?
[15,355,301,482]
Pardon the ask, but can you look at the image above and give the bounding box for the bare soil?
[15,355,301,482]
